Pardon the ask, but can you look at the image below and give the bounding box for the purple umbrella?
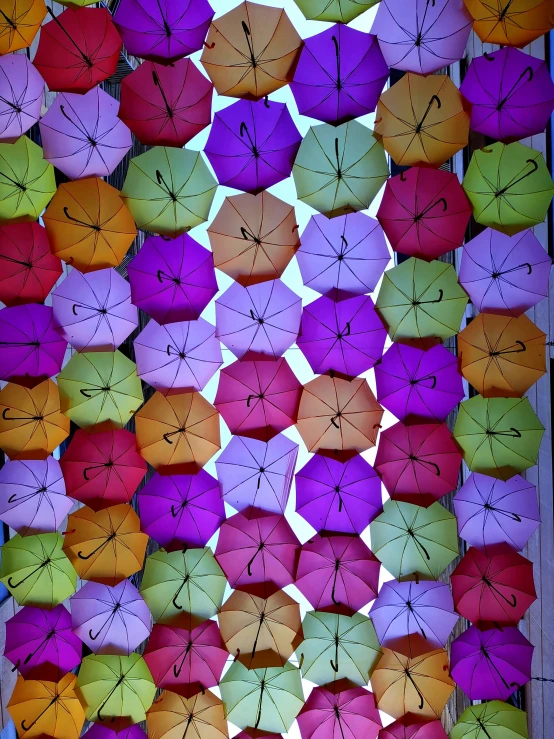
[297,212,390,299]
[204,98,302,194]
[375,343,464,423]
[0,457,72,536]
[215,434,298,514]
[134,317,222,394]
[460,228,551,316]
[295,454,383,534]
[52,268,138,353]
[0,54,44,143]
[137,469,225,551]
[297,294,386,378]
[70,579,152,656]
[127,233,218,325]
[290,24,388,125]
[215,279,301,360]
[84,727,147,739]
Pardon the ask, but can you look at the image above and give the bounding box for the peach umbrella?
[464,0,554,47]
[0,0,46,54]
[146,689,228,739]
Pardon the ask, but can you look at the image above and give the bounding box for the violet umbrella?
[0,54,44,143]
[297,681,382,739]
[215,280,302,361]
[84,727,147,739]
[204,98,302,194]
[216,434,298,515]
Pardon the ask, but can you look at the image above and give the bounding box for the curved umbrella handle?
[330,415,340,429]
[330,659,339,672]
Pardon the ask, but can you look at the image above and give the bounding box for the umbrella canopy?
[146,687,228,739]
[0,136,55,223]
[84,726,147,739]
[380,719,448,739]
[293,120,388,218]
[0,0,46,54]
[463,0,554,46]
[0,54,43,143]
[451,701,528,739]
[297,680,382,739]
[293,0,379,23]
[8,674,84,739]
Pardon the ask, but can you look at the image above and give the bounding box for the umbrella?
[370,500,458,581]
[0,380,69,461]
[0,136,55,223]
[451,544,536,626]
[135,390,221,473]
[463,142,554,235]
[146,687,228,739]
[0,532,76,608]
[215,358,302,442]
[119,58,213,148]
[216,434,298,515]
[33,6,122,94]
[200,2,302,100]
[207,192,300,287]
[121,146,217,237]
[58,351,143,431]
[63,503,148,586]
[372,0,472,75]
[295,534,380,613]
[293,0,379,23]
[71,580,151,656]
[459,228,551,316]
[297,681,382,739]
[290,24,388,125]
[463,0,554,46]
[0,0,45,54]
[454,472,540,553]
[452,396,545,480]
[84,726,147,739]
[451,701,528,739]
[375,343,464,423]
[293,120,388,218]
[374,74,470,168]
[52,268,138,353]
[375,258,468,342]
[205,98,301,194]
[298,294,386,377]
[43,178,137,273]
[0,457,72,536]
[0,54,43,143]
[377,167,472,261]
[8,674,84,739]
[298,611,381,687]
[5,605,81,680]
[295,453,383,534]
[215,280,301,361]
[296,375,383,460]
[137,469,225,551]
[380,719,448,739]
[296,212,390,299]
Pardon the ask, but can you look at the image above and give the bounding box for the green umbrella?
[375,258,468,342]
[292,120,388,218]
[220,660,304,733]
[463,142,554,235]
[140,547,226,625]
[57,351,143,430]
[121,146,217,237]
[451,701,528,739]
[0,533,76,608]
[298,611,381,687]
[453,396,544,481]
[370,500,458,581]
[0,136,56,223]
[294,0,380,23]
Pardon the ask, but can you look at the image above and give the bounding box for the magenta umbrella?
[297,682,382,739]
[84,727,146,739]
[0,54,44,143]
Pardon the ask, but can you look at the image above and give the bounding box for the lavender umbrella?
[204,98,302,194]
[0,54,44,142]
[216,434,298,515]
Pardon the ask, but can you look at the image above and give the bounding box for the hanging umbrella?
[463,0,554,47]
[377,167,472,261]
[8,674,84,739]
[0,136,55,223]
[63,504,148,586]
[374,74,470,168]
[370,500,458,581]
[0,0,46,54]
[146,687,228,739]
[293,0,379,23]
[216,434,298,515]
[0,54,43,143]
[43,178,137,273]
[84,727,147,739]
[121,146,217,237]
[137,469,225,551]
[207,192,300,287]
[293,120,388,218]
[380,718,448,739]
[297,681,382,739]
[451,701,528,739]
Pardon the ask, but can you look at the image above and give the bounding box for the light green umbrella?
[453,396,544,481]
[294,0,380,23]
[370,500,458,581]
[0,136,56,223]
[451,701,528,739]
[220,660,304,733]
[463,142,554,235]
[121,146,217,237]
[376,257,468,342]
[292,120,388,218]
[298,611,381,687]
[0,533,76,608]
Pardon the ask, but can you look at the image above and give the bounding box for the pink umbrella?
[380,719,448,739]
[0,54,44,143]
[297,681,382,739]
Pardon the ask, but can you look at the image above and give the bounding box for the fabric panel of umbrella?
[0,0,46,54]
[451,700,529,739]
[297,680,382,739]
[145,686,228,739]
[463,0,554,47]
[0,54,44,143]
[293,0,379,23]
[0,136,55,223]
[380,718,448,739]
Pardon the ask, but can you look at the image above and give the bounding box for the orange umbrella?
[146,688,228,739]
[458,313,546,398]
[200,1,303,100]
[0,0,46,54]
[296,375,383,461]
[135,391,221,474]
[374,74,470,168]
[63,503,148,586]
[0,380,69,460]
[43,177,137,273]
[371,648,454,720]
[464,0,554,47]
[7,673,85,739]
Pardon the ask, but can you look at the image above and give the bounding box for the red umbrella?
[380,718,448,739]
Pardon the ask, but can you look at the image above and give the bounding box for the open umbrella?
[146,687,228,739]
[293,0,379,23]
[0,0,46,54]
[0,54,43,142]
[84,726,147,739]
[8,674,84,739]
[380,719,448,739]
[451,701,528,739]
[0,136,55,223]
[463,0,554,46]
[297,681,382,739]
